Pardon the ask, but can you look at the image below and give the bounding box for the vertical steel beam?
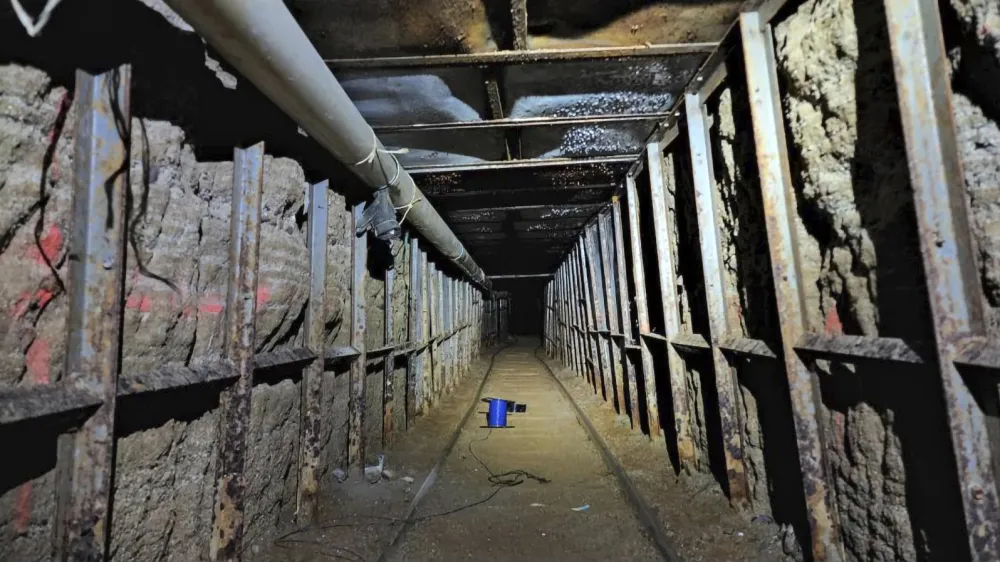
[383,262,395,447]
[420,250,430,412]
[55,66,131,562]
[685,93,751,508]
[574,240,596,387]
[740,10,842,561]
[598,213,627,414]
[645,140,696,468]
[210,142,264,561]
[348,204,368,472]
[407,238,423,426]
[436,268,444,398]
[584,226,614,401]
[511,0,529,50]
[297,180,328,523]
[612,199,642,429]
[571,249,587,378]
[883,0,1000,557]
[572,245,594,383]
[428,264,438,403]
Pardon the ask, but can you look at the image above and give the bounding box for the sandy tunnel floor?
[386,345,659,561]
[268,343,785,562]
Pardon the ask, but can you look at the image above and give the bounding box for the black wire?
[467,429,550,488]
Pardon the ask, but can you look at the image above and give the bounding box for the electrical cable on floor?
[273,341,533,561]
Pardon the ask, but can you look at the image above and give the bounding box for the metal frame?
[683,92,750,508]
[597,212,627,415]
[611,199,642,430]
[297,179,329,523]
[883,0,1000,557]
[54,66,131,561]
[348,204,368,471]
[210,142,264,561]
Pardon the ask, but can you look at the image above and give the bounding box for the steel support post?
[54,66,131,562]
[598,213,627,414]
[383,262,395,446]
[348,204,368,472]
[883,0,1000,557]
[740,10,843,561]
[584,225,614,401]
[407,238,423,426]
[612,199,642,429]
[684,92,751,508]
[210,142,264,561]
[297,180,328,523]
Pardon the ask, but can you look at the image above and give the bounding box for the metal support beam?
[325,43,718,69]
[684,92,750,508]
[297,180,328,523]
[624,175,662,442]
[741,10,843,561]
[883,0,1000,557]
[54,66,131,562]
[511,0,528,50]
[645,142,696,467]
[612,199,642,430]
[584,226,614,401]
[407,238,424,426]
[383,262,395,446]
[598,213,627,415]
[210,142,264,561]
[348,204,368,472]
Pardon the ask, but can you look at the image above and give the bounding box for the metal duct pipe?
[162,0,490,288]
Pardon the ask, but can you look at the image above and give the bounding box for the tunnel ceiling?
[290,0,740,276]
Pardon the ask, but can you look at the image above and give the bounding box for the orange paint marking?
[256,286,271,306]
[25,225,63,266]
[125,293,154,312]
[824,306,843,335]
[10,291,32,319]
[199,295,224,314]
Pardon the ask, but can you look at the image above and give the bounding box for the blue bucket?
[486,398,509,428]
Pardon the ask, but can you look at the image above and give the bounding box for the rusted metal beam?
[684,92,750,508]
[955,337,1000,370]
[623,174,666,445]
[579,231,608,395]
[720,338,778,360]
[740,10,843,561]
[407,238,423,427]
[795,334,924,364]
[511,0,528,50]
[611,199,641,429]
[598,213,627,415]
[671,333,711,353]
[325,44,718,70]
[348,204,368,472]
[409,155,635,175]
[383,259,396,447]
[883,1,1000,556]
[53,66,131,562]
[373,113,669,134]
[297,180,328,523]
[645,143,696,468]
[210,141,264,561]
[1,383,100,427]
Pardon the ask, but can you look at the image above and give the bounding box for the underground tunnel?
[1,0,1000,561]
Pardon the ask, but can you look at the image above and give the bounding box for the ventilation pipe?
[162,0,490,289]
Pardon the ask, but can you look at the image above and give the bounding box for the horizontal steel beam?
[489,273,555,279]
[445,203,605,222]
[326,43,718,70]
[373,113,669,134]
[1,346,360,428]
[409,155,635,175]
[794,334,925,364]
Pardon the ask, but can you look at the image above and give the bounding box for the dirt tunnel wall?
[0,1,493,560]
[545,1,1000,561]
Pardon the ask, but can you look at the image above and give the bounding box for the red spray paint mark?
[25,225,63,266]
[125,293,154,313]
[10,289,56,319]
[256,286,271,306]
[824,307,843,335]
[199,295,224,314]
[14,339,50,533]
[10,292,32,319]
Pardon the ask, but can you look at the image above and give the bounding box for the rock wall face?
[768,0,986,559]
[0,4,464,558]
